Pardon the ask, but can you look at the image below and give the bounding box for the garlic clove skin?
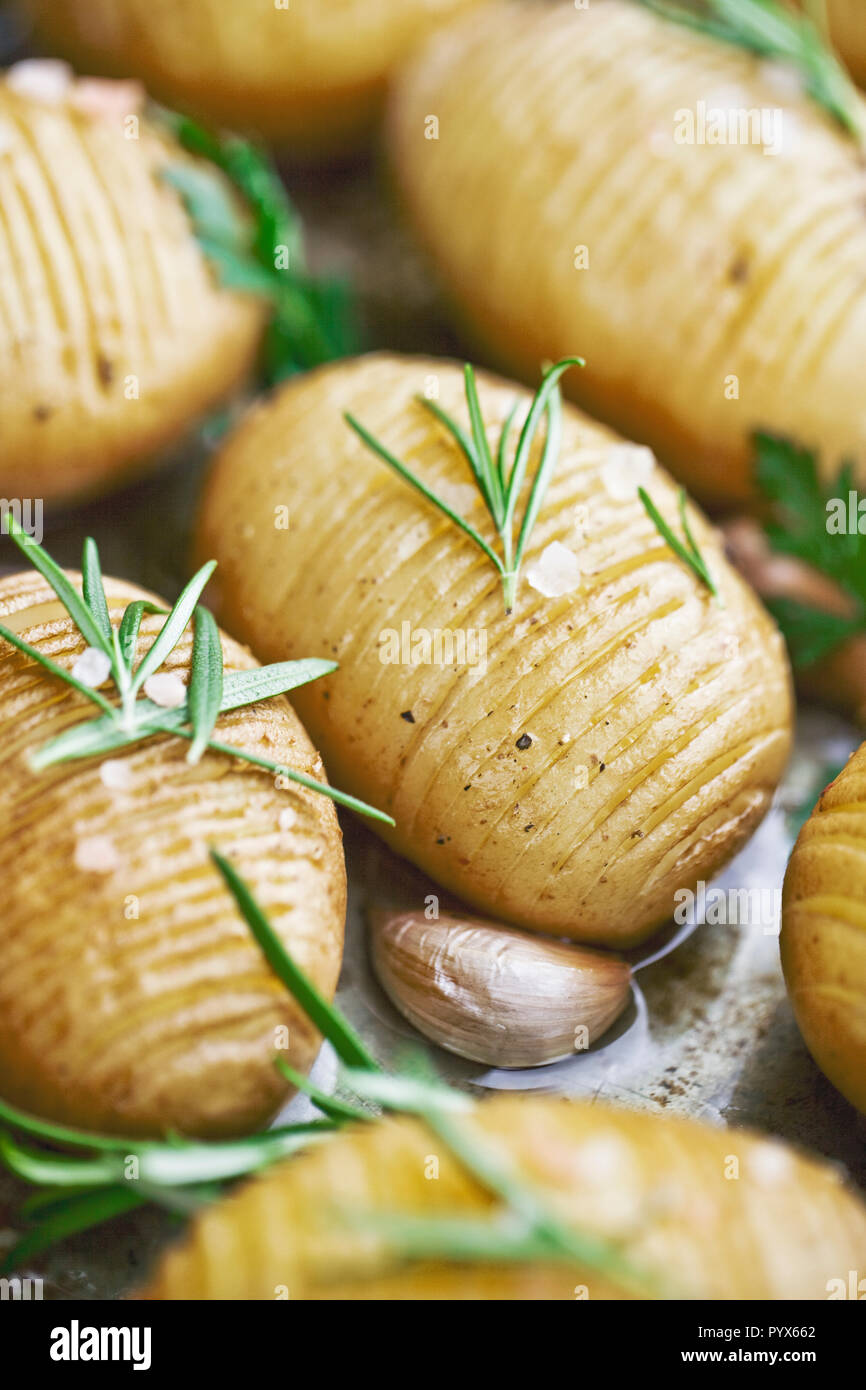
[368,908,631,1068]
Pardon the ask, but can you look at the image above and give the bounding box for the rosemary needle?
[638,485,720,600]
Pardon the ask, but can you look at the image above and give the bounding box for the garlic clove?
[368,907,631,1068]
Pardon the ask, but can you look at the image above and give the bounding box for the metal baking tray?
[1,150,864,1301]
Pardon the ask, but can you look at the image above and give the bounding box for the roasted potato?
[0,569,345,1138]
[22,0,487,151]
[0,67,264,504]
[782,744,866,1115]
[196,353,793,947]
[388,0,866,506]
[139,1093,866,1299]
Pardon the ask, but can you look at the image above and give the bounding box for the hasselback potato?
[139,1093,866,1299]
[782,744,866,1114]
[196,353,793,947]
[21,0,486,150]
[0,569,345,1138]
[388,0,866,506]
[0,67,263,503]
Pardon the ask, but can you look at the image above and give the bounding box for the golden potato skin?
[23,0,486,150]
[0,570,345,1138]
[782,745,866,1114]
[139,1094,866,1299]
[388,1,866,506]
[0,78,263,503]
[197,353,793,947]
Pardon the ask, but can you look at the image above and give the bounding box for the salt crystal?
[601,445,655,501]
[144,672,187,708]
[278,808,296,832]
[525,541,582,598]
[100,759,132,791]
[7,60,74,104]
[68,78,145,119]
[74,835,119,874]
[72,646,111,689]
[749,1141,793,1189]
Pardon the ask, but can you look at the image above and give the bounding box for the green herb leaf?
[155,108,357,382]
[340,1066,474,1117]
[118,600,165,672]
[129,560,216,695]
[186,605,223,764]
[346,358,584,613]
[0,1186,146,1276]
[274,1058,372,1124]
[81,538,113,651]
[638,486,720,599]
[211,848,382,1071]
[754,431,866,666]
[635,0,864,143]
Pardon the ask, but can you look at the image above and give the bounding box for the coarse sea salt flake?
[72,646,112,688]
[100,759,132,791]
[601,445,655,501]
[144,672,187,708]
[74,835,119,874]
[6,60,74,104]
[749,1141,793,1188]
[525,541,582,598]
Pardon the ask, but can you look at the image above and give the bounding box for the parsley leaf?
[754,431,866,667]
[155,107,357,382]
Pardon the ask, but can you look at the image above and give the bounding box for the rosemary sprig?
[638,486,720,600]
[0,516,392,825]
[0,854,666,1296]
[635,0,864,143]
[155,109,357,383]
[345,358,584,613]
